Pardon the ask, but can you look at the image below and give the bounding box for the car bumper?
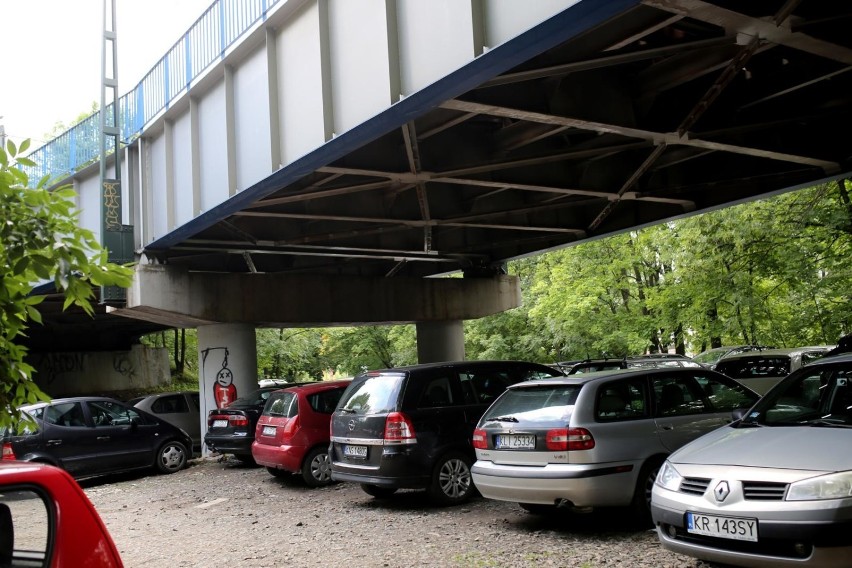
[652,486,852,567]
[204,435,254,456]
[329,444,431,489]
[251,441,304,472]
[470,460,639,508]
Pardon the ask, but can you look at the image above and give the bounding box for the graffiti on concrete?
[113,354,136,383]
[37,353,85,385]
[201,347,238,408]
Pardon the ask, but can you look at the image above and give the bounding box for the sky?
[0,0,214,149]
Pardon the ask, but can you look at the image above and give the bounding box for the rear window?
[340,374,404,415]
[480,385,581,427]
[717,357,791,378]
[263,392,298,418]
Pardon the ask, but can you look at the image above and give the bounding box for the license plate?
[687,512,758,542]
[212,419,227,428]
[495,434,535,449]
[262,426,276,436]
[343,444,367,458]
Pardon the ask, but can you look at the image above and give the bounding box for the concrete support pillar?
[196,323,258,454]
[416,320,465,364]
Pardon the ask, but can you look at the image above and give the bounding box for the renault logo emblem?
[348,419,355,432]
[714,481,730,502]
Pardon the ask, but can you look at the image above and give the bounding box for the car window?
[264,392,298,417]
[418,375,456,408]
[596,378,648,421]
[459,371,512,406]
[801,351,828,366]
[232,389,275,407]
[308,388,346,414]
[755,366,852,425]
[693,374,757,411]
[340,374,404,414]
[88,401,144,427]
[44,402,86,427]
[717,356,790,378]
[0,488,50,566]
[480,385,581,427]
[152,395,189,414]
[653,376,707,416]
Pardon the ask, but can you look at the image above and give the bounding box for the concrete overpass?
[21,0,852,404]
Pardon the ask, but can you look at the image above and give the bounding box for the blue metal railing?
[23,0,278,185]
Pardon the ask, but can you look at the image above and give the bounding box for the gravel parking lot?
[83,457,711,568]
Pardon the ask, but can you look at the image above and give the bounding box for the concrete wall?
[30,345,171,398]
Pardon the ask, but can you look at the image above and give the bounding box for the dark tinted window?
[717,357,791,378]
[481,385,581,427]
[152,395,189,414]
[653,376,707,416]
[341,374,404,414]
[308,388,346,414]
[44,402,86,427]
[459,370,514,406]
[89,400,145,427]
[595,378,648,421]
[418,375,456,408]
[264,392,298,418]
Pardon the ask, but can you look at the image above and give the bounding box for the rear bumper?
[470,460,639,507]
[329,442,431,489]
[251,441,304,472]
[204,435,254,456]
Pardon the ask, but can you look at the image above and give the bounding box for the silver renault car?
[651,353,852,567]
[471,367,759,521]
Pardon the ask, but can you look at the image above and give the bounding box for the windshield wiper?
[804,418,851,427]
[485,415,519,423]
[736,420,762,428]
[339,407,356,414]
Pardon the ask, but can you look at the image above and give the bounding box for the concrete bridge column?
[196,323,258,455]
[416,321,465,364]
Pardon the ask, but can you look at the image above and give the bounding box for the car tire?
[266,467,289,478]
[630,456,664,526]
[360,484,398,498]
[428,451,474,506]
[301,446,333,487]
[519,503,558,516]
[156,440,188,474]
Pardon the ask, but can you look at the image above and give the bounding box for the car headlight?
[787,471,852,501]
[656,461,683,491]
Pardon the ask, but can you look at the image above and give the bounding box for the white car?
[651,353,852,567]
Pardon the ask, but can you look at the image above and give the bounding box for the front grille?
[742,481,788,500]
[664,525,811,559]
[680,477,711,495]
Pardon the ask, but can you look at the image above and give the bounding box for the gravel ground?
[83,457,712,568]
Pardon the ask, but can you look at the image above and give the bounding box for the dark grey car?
[2,397,193,479]
[329,360,563,505]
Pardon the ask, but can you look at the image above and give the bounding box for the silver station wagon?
[471,367,759,522]
[651,353,852,567]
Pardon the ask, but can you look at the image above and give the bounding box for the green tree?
[0,140,133,429]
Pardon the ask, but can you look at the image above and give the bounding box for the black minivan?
[329,360,563,505]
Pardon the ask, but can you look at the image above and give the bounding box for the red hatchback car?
[251,380,351,487]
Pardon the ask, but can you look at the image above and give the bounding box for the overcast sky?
[0,0,213,148]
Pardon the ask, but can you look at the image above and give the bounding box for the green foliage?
[0,140,133,430]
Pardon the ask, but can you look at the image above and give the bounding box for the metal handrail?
[23,0,275,185]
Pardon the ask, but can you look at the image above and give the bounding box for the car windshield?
[692,350,726,365]
[741,364,852,427]
[339,373,404,415]
[231,389,273,407]
[480,385,581,427]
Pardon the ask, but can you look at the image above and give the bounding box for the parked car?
[129,391,201,453]
[692,345,770,370]
[1,397,192,479]
[252,379,351,486]
[470,367,759,522]
[715,346,834,395]
[626,354,702,369]
[329,360,564,505]
[204,386,280,462]
[651,353,852,567]
[0,461,123,567]
[563,358,628,374]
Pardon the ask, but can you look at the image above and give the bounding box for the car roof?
[21,396,123,411]
[718,346,834,360]
[273,379,352,394]
[361,360,560,374]
[506,366,701,389]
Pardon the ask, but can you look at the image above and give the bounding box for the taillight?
[384,412,416,442]
[2,443,15,460]
[546,428,594,451]
[228,415,249,428]
[472,428,487,449]
[281,415,300,440]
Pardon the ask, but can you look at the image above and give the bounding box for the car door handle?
[46,439,62,446]
[97,436,111,441]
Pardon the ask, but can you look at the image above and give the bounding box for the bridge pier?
[416,321,465,363]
